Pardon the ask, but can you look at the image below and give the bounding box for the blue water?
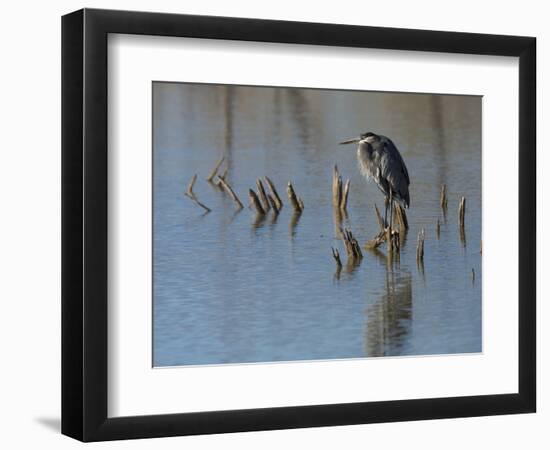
[153,83,482,367]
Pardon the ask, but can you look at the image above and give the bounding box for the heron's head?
[339,132,378,145]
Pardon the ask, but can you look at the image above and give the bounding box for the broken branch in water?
[332,165,351,212]
[440,184,448,210]
[363,203,388,250]
[267,193,280,214]
[289,209,302,234]
[215,167,228,189]
[184,174,211,212]
[331,247,342,267]
[206,156,225,182]
[458,197,467,247]
[436,218,441,239]
[264,176,283,210]
[458,196,466,229]
[364,230,386,250]
[332,165,342,209]
[341,227,362,261]
[256,178,270,212]
[248,189,265,214]
[389,229,400,254]
[287,181,304,212]
[217,176,244,209]
[385,225,401,256]
[416,228,426,264]
[185,174,197,196]
[340,179,350,210]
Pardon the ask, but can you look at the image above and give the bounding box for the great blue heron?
[340,132,410,227]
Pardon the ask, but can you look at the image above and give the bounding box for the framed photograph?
[62,8,536,441]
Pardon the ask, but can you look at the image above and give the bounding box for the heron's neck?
[357,142,371,160]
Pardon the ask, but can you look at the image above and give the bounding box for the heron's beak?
[339,137,360,145]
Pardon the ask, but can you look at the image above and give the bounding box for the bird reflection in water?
[364,268,413,357]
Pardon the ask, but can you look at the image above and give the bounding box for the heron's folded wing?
[379,141,410,205]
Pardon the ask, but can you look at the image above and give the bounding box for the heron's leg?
[389,192,394,233]
[384,196,389,229]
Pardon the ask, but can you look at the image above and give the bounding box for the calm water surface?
[153,83,482,367]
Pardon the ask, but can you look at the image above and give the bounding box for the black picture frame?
[62,8,536,442]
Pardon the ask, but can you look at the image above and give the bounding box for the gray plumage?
[340,131,410,223]
[357,133,410,208]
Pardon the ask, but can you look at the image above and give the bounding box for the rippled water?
[153,82,482,367]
